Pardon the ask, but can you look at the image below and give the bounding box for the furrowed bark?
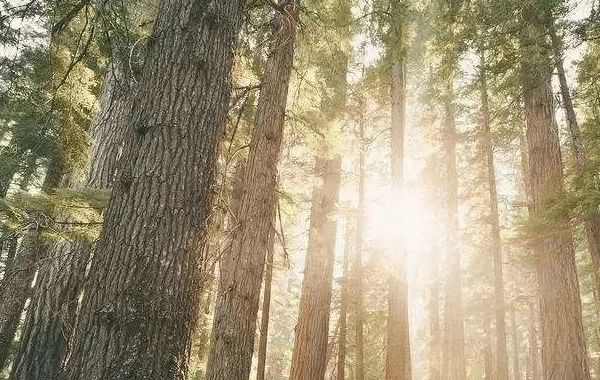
[205,3,298,379]
[9,63,131,380]
[289,155,342,380]
[62,1,245,378]
[0,215,44,370]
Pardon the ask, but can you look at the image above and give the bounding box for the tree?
[61,1,246,377]
[205,2,299,379]
[520,2,591,377]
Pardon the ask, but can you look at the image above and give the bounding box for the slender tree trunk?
[9,63,131,380]
[289,155,342,379]
[527,304,540,380]
[511,308,520,380]
[0,234,17,282]
[62,2,245,378]
[520,9,590,377]
[355,107,366,380]
[386,55,412,380]
[479,50,510,380]
[428,272,441,380]
[441,94,467,380]
[337,217,353,380]
[549,24,600,301]
[205,4,298,379]
[256,227,276,380]
[485,315,494,380]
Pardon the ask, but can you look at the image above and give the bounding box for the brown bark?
[441,95,467,380]
[386,55,412,380]
[61,1,245,378]
[521,10,590,377]
[0,214,44,370]
[289,155,342,379]
[256,229,275,380]
[511,308,520,380]
[479,50,509,380]
[337,218,353,380]
[9,61,132,380]
[205,4,298,379]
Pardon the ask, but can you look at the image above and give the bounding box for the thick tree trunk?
[479,50,509,380]
[511,308,520,380]
[205,4,298,379]
[9,63,131,380]
[0,214,44,370]
[428,273,441,380]
[521,12,590,376]
[337,218,353,380]
[256,228,276,380]
[62,2,245,378]
[386,56,412,380]
[441,95,467,380]
[289,155,342,379]
[355,109,366,380]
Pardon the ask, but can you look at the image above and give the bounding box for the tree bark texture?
[205,4,298,379]
[0,214,44,370]
[521,11,590,377]
[289,155,342,380]
[62,2,245,378]
[9,63,131,380]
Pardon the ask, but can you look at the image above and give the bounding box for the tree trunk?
[428,273,441,380]
[62,2,245,378]
[205,4,298,379]
[549,24,600,301]
[511,308,520,380]
[0,214,44,370]
[9,63,131,380]
[520,10,590,377]
[256,228,276,380]
[386,55,412,380]
[485,315,494,380]
[479,49,509,380]
[289,155,342,379]
[337,217,353,380]
[355,105,366,380]
[441,94,467,380]
[527,304,540,380]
